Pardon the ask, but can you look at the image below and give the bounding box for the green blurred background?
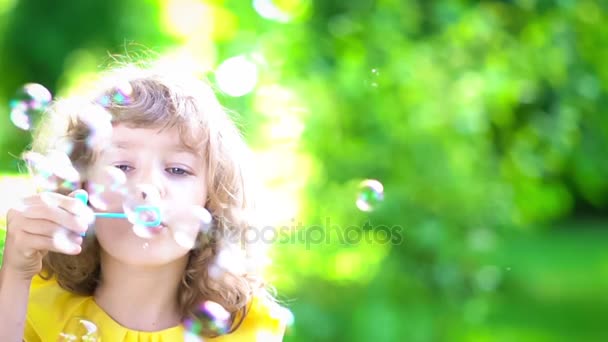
[0,0,607,341]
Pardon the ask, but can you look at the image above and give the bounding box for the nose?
[131,183,163,203]
[130,164,166,200]
[140,186,157,201]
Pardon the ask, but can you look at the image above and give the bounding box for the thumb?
[69,189,89,206]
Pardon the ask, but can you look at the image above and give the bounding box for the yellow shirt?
[24,275,285,341]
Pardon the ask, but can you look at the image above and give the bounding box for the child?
[0,59,287,341]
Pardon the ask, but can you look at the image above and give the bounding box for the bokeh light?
[215,55,258,97]
[253,0,311,23]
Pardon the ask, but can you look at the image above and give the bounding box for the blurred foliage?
[0,220,4,268]
[1,0,608,341]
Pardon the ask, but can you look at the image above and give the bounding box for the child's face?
[86,124,208,266]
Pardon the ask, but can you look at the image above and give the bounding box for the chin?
[97,229,190,268]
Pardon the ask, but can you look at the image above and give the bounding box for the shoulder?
[24,274,90,340]
[211,295,289,341]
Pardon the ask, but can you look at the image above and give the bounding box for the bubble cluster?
[97,81,133,107]
[24,150,80,192]
[9,83,52,131]
[78,104,113,149]
[356,179,384,212]
[183,300,231,337]
[87,166,128,211]
[58,317,100,341]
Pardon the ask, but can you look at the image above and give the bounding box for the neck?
[94,250,189,331]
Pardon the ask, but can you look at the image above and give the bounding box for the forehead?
[108,124,194,153]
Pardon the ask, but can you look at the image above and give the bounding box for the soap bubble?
[58,317,100,341]
[183,300,231,336]
[87,166,128,211]
[97,81,133,107]
[9,83,52,131]
[356,179,384,212]
[268,303,295,328]
[208,245,246,279]
[165,205,213,250]
[23,150,80,192]
[78,105,113,149]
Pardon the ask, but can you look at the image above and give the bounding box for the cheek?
[93,218,132,240]
[169,181,208,206]
[85,183,125,212]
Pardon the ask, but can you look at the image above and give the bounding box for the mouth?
[147,222,168,234]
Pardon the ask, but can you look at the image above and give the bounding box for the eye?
[166,167,190,176]
[115,164,133,173]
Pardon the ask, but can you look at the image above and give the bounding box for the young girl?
[0,60,287,341]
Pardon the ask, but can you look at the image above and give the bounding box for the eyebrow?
[112,141,196,154]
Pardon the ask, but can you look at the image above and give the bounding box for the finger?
[22,231,82,255]
[46,191,95,222]
[62,190,95,223]
[22,191,94,223]
[19,218,79,239]
[18,204,89,235]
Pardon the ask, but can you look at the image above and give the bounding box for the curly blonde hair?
[28,60,268,336]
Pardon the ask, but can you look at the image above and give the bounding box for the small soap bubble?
[58,317,100,341]
[55,137,75,156]
[25,152,57,192]
[364,68,380,89]
[9,83,52,131]
[184,331,204,342]
[209,246,246,279]
[47,150,80,182]
[165,205,213,250]
[87,166,128,211]
[269,304,295,327]
[60,179,79,192]
[356,179,384,212]
[88,183,109,211]
[97,81,133,107]
[78,105,113,149]
[183,300,231,336]
[97,95,111,107]
[24,151,79,192]
[112,80,133,105]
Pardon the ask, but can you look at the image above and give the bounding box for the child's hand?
[1,190,94,280]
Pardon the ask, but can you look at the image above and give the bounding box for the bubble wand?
[75,193,162,227]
